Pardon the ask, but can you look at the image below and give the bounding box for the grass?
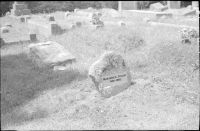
[0,11,199,130]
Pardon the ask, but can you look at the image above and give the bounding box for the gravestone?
[11,1,31,16]
[48,15,55,21]
[29,32,37,42]
[167,1,181,9]
[89,51,132,98]
[20,17,25,22]
[150,2,168,12]
[28,41,76,68]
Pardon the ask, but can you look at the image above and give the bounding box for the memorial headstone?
[89,51,132,98]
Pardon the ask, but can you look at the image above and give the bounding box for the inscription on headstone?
[89,51,132,98]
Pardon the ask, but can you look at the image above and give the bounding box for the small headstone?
[89,51,132,98]
[48,15,55,21]
[76,21,82,27]
[150,2,168,12]
[1,27,9,33]
[50,23,62,35]
[29,33,37,42]
[20,17,25,22]
[118,21,126,26]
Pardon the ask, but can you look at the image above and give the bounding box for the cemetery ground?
[0,11,199,130]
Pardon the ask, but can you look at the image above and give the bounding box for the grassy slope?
[1,12,199,130]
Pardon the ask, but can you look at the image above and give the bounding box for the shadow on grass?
[1,53,87,128]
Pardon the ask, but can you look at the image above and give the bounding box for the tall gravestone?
[118,1,139,11]
[89,51,132,98]
[11,1,31,16]
[167,1,181,9]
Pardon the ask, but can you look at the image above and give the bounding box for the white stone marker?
[89,51,132,98]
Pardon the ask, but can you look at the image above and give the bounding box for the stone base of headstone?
[30,33,37,42]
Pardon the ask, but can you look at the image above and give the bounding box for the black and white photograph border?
[0,1,199,130]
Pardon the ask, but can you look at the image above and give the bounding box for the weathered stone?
[89,51,132,98]
[28,41,76,68]
[150,2,168,12]
[29,33,37,42]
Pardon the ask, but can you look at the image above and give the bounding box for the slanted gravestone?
[89,51,132,98]
[47,15,55,21]
[28,41,76,68]
[150,2,168,12]
[182,9,196,16]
